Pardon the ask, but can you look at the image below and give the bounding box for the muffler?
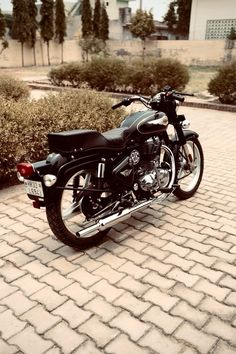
[77,199,152,239]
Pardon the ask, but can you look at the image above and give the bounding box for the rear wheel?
[46,168,110,249]
[174,137,204,200]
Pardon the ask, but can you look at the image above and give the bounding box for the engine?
[113,137,171,194]
[138,161,170,192]
[137,138,171,193]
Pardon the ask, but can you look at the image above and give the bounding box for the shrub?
[0,75,30,101]
[48,57,189,95]
[149,58,190,92]
[123,58,189,95]
[208,61,236,104]
[122,62,154,94]
[48,63,86,87]
[0,90,125,187]
[48,58,125,91]
[83,57,125,91]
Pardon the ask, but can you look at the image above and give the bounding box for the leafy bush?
[48,57,190,95]
[0,90,124,187]
[83,57,125,91]
[49,58,125,91]
[208,61,236,104]
[122,63,154,94]
[148,58,190,92]
[123,59,189,95]
[0,75,29,101]
[49,63,86,87]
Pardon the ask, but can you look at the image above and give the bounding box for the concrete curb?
[28,82,236,113]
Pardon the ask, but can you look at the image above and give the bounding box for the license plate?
[24,180,44,198]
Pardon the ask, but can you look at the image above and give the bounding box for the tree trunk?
[21,42,24,67]
[47,41,51,66]
[61,43,64,64]
[33,45,36,66]
[142,39,146,65]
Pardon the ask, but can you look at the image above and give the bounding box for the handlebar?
[112,88,194,110]
[112,96,149,110]
[171,93,185,102]
[112,101,125,110]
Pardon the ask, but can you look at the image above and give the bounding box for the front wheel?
[173,137,204,200]
[46,168,110,249]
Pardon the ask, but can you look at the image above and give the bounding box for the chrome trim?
[97,162,105,178]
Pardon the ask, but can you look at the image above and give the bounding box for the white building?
[68,0,131,39]
[69,0,129,20]
[189,0,236,40]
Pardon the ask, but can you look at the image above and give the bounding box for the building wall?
[106,0,129,20]
[0,39,235,68]
[66,0,130,40]
[189,0,236,40]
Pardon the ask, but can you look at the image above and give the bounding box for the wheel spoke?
[176,140,202,193]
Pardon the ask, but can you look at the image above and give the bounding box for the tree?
[164,2,177,33]
[228,27,236,40]
[28,0,38,66]
[0,9,8,56]
[164,0,192,38]
[55,0,67,64]
[80,0,109,61]
[175,0,192,37]
[99,2,109,42]
[12,0,31,67]
[93,0,101,38]
[80,0,93,61]
[130,9,155,62]
[81,0,93,38]
[40,0,54,66]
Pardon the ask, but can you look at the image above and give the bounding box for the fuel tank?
[120,110,168,135]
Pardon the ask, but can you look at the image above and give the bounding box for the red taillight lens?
[17,163,34,178]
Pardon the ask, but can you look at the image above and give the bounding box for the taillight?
[17,163,35,178]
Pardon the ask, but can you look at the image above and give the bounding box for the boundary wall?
[0,39,235,68]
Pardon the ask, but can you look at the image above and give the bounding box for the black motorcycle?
[17,87,204,249]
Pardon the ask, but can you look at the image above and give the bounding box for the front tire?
[46,168,109,249]
[173,137,204,200]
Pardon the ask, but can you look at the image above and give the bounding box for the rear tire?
[173,137,204,200]
[46,168,109,249]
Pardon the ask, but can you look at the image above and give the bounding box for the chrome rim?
[177,141,201,192]
[60,170,98,237]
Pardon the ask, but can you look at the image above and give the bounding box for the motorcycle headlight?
[182,119,190,129]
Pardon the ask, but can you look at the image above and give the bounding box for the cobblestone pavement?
[0,106,236,354]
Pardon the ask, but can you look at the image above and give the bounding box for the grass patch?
[186,66,219,96]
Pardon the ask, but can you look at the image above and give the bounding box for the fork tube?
[97,160,106,189]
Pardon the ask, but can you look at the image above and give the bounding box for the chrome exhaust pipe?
[77,199,152,239]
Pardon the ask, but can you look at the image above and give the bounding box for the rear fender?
[25,153,67,204]
[43,155,100,204]
[31,153,67,177]
[56,154,99,181]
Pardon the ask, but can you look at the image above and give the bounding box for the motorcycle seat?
[102,127,130,146]
[48,128,130,155]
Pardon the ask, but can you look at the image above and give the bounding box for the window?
[206,19,236,39]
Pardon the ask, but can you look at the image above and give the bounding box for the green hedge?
[0,90,124,187]
[49,57,190,95]
[0,75,30,101]
[208,61,236,104]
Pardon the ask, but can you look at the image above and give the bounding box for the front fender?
[183,129,199,140]
[171,129,199,145]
